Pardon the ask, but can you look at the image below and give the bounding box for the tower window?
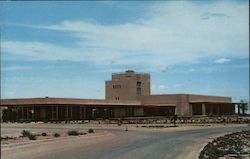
[137,81,142,86]
[136,81,142,96]
[113,85,121,89]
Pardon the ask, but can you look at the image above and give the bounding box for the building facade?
[105,70,150,101]
[0,70,246,122]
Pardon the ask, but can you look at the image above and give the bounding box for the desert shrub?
[54,133,60,137]
[88,128,94,133]
[67,130,79,136]
[28,134,37,140]
[41,132,47,136]
[79,132,87,135]
[21,130,37,140]
[0,136,14,140]
[21,130,31,137]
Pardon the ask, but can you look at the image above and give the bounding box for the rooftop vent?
[126,70,135,73]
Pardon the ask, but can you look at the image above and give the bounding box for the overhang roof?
[189,101,234,104]
[0,97,141,106]
[143,104,176,107]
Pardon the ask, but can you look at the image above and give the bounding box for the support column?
[80,106,82,119]
[66,106,68,119]
[22,107,24,120]
[217,105,220,115]
[26,107,29,120]
[209,104,212,115]
[32,106,34,120]
[242,104,245,115]
[51,106,52,120]
[202,103,206,116]
[70,106,73,119]
[84,107,86,119]
[231,103,235,115]
[189,104,193,116]
[56,106,58,120]
[237,104,240,115]
[16,106,19,120]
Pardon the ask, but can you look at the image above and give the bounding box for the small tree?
[173,115,177,127]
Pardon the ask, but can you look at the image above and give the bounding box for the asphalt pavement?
[1,123,249,159]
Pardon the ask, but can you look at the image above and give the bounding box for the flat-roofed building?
[0,70,246,122]
[139,94,233,116]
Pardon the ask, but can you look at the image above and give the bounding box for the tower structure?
[105,70,150,101]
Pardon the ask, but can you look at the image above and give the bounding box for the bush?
[21,130,37,140]
[67,130,79,136]
[21,130,31,137]
[88,128,94,133]
[41,132,47,136]
[79,132,87,135]
[1,136,14,140]
[8,136,14,139]
[28,134,37,140]
[54,133,60,137]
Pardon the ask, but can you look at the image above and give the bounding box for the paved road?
[1,124,249,159]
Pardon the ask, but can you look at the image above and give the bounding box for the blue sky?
[1,1,249,104]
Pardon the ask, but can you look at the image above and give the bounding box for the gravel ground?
[199,130,250,159]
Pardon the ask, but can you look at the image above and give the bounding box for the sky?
[1,1,249,105]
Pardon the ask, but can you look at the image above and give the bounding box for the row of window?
[136,81,142,95]
[112,81,142,96]
[113,85,121,89]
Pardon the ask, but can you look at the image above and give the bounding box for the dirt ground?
[1,123,249,159]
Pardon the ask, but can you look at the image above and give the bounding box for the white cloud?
[215,58,231,64]
[158,85,167,90]
[152,84,168,91]
[1,66,30,71]
[200,12,230,20]
[152,83,184,94]
[1,41,116,64]
[2,1,249,71]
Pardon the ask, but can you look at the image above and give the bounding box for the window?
[136,81,142,96]
[137,81,141,86]
[113,85,121,89]
[136,88,141,96]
